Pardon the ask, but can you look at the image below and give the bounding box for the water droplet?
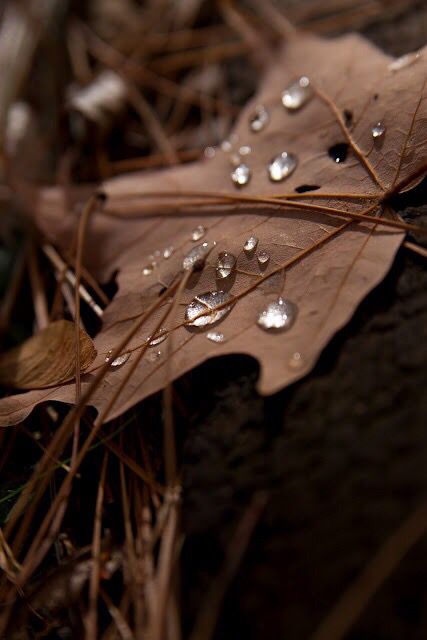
[249,105,269,132]
[288,351,304,369]
[182,241,215,271]
[191,225,206,241]
[230,152,241,167]
[221,139,232,152]
[388,52,420,72]
[163,246,174,259]
[149,328,168,346]
[216,251,237,279]
[239,145,252,156]
[185,291,233,327]
[257,251,270,266]
[328,143,348,163]
[371,121,385,139]
[268,152,297,182]
[142,264,154,276]
[105,350,131,367]
[281,76,312,111]
[257,297,297,331]
[206,331,225,343]
[147,350,162,362]
[244,236,258,253]
[204,146,216,158]
[231,163,251,187]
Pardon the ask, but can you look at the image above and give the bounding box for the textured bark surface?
[179,8,427,639]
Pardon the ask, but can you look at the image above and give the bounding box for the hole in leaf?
[328,143,349,163]
[295,184,320,193]
[343,109,353,127]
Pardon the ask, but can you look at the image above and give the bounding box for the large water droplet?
[244,236,258,253]
[388,52,420,72]
[257,251,270,267]
[206,331,225,343]
[216,251,236,279]
[231,163,251,187]
[191,225,206,241]
[105,350,131,367]
[281,76,312,111]
[182,241,215,271]
[149,328,168,346]
[249,105,269,132]
[185,291,233,327]
[328,143,348,163]
[268,152,297,182]
[257,297,297,331]
[371,121,385,139]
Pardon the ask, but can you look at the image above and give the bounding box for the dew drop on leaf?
[239,145,252,156]
[281,76,312,111]
[231,163,251,187]
[371,121,385,138]
[328,143,348,163]
[163,246,174,259]
[185,291,233,327]
[288,351,304,369]
[268,152,297,182]
[257,250,270,266]
[249,105,269,132]
[147,350,162,362]
[142,264,154,276]
[191,225,206,241]
[105,350,131,367]
[182,241,215,271]
[148,328,168,346]
[206,331,225,343]
[204,146,216,159]
[257,298,297,331]
[388,52,420,72]
[244,236,259,253]
[216,251,236,279]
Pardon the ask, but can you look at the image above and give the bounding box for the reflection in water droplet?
[204,146,216,159]
[105,350,131,367]
[163,246,174,259]
[185,291,233,327]
[282,76,312,111]
[328,143,348,163]
[149,328,168,346]
[371,122,385,139]
[257,251,270,266]
[388,52,420,72]
[191,225,206,241]
[216,251,236,279]
[288,351,304,369]
[183,241,215,271]
[257,297,297,331]
[244,236,258,253]
[206,331,225,343]
[231,163,251,187]
[239,145,252,156]
[268,152,297,182]
[249,105,269,132]
[142,264,154,276]
[147,350,162,362]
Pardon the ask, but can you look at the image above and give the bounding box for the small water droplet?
[204,146,216,159]
[371,121,385,139]
[257,297,297,331]
[147,350,162,362]
[249,105,269,132]
[239,145,252,156]
[185,291,233,327]
[221,139,232,152]
[388,52,420,72]
[163,246,174,259]
[257,250,270,267]
[182,241,215,271]
[244,236,258,253]
[142,263,154,276]
[328,143,348,163]
[268,152,298,182]
[230,152,241,167]
[191,225,206,241]
[206,331,225,343]
[288,351,304,369]
[216,251,237,279]
[281,76,312,111]
[149,328,168,346]
[105,350,131,367]
[231,163,251,187]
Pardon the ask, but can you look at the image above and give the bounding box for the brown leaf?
[0,31,426,425]
[0,320,97,389]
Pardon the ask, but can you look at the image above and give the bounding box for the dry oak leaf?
[1,31,426,426]
[0,320,97,390]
